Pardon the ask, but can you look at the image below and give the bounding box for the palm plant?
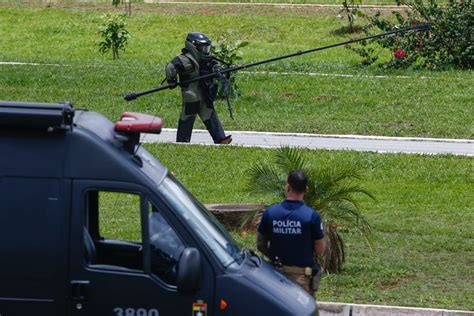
[246,146,375,273]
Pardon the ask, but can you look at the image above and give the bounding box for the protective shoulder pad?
[179,53,198,71]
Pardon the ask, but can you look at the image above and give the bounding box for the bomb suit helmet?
[185,32,212,58]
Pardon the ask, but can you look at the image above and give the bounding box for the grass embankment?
[0,6,472,138]
[0,0,402,7]
[147,143,474,311]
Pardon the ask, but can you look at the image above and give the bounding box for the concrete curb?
[141,129,474,156]
[318,302,474,316]
[162,128,473,144]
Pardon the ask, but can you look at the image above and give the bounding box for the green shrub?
[211,30,249,66]
[211,31,249,100]
[98,14,131,60]
[353,0,473,69]
[245,147,375,273]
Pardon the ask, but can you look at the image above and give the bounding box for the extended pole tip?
[413,23,431,32]
[124,93,137,102]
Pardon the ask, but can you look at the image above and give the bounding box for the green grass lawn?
[0,3,472,310]
[1,5,473,138]
[145,143,474,311]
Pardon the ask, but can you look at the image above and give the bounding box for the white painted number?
[136,309,147,316]
[113,308,159,316]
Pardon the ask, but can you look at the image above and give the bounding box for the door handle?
[71,280,90,301]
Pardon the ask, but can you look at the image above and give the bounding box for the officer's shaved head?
[287,170,308,194]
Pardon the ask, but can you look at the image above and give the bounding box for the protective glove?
[167,79,178,89]
[212,64,224,73]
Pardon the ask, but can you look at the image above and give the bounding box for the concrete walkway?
[318,302,474,316]
[141,129,474,156]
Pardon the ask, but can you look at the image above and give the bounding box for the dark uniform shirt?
[258,200,324,267]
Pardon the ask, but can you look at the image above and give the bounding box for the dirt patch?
[2,2,390,18]
[207,203,264,230]
[282,92,298,99]
[313,94,339,101]
[379,275,415,290]
[331,25,366,36]
[382,121,416,132]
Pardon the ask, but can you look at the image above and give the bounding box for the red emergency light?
[114,112,163,155]
[114,112,163,134]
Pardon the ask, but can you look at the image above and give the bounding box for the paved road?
[142,129,474,156]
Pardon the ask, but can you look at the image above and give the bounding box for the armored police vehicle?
[0,101,317,316]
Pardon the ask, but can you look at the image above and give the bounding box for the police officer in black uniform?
[257,170,326,295]
[165,32,232,144]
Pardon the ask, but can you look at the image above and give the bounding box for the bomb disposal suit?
[165,32,232,144]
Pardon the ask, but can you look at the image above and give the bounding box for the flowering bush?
[393,48,407,59]
[350,0,473,69]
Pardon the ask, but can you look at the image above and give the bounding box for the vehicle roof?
[0,105,167,184]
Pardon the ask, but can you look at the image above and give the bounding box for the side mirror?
[177,247,201,292]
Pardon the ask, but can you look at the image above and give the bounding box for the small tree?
[246,147,375,273]
[211,30,249,100]
[112,0,132,16]
[338,0,363,33]
[98,14,130,60]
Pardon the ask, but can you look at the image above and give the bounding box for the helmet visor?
[197,44,211,55]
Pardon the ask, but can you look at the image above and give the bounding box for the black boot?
[203,112,232,144]
[176,117,195,143]
[218,135,232,144]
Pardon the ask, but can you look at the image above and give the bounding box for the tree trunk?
[113,45,118,60]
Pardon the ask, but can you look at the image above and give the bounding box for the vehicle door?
[68,180,215,316]
[0,177,69,316]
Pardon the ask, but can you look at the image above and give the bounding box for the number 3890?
[113,308,159,316]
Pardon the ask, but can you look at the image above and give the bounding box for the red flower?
[393,48,406,59]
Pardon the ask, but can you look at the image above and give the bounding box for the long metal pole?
[124,25,430,101]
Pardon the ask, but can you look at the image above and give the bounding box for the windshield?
[157,175,242,267]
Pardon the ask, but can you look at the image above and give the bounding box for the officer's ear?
[285,183,291,193]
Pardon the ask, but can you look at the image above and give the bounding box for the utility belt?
[278,263,322,292]
[281,265,313,276]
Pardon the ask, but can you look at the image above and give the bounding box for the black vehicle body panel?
[0,103,317,316]
[215,259,316,315]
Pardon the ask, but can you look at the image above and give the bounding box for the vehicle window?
[148,203,185,286]
[84,190,143,271]
[99,191,141,242]
[157,175,242,268]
